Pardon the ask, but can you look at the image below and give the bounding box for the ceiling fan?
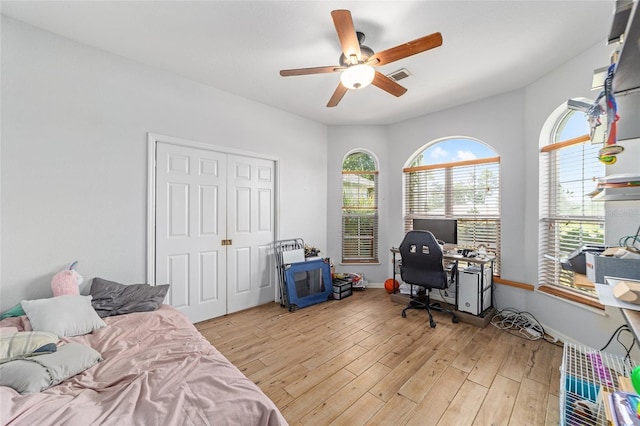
[279,9,443,107]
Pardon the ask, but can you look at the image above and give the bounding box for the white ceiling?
[1,1,616,125]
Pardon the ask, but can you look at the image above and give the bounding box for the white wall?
[325,90,526,284]
[387,90,527,280]
[0,17,328,310]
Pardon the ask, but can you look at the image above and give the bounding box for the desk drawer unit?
[457,266,492,315]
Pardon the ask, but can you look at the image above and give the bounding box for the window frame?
[403,139,501,274]
[538,108,605,302]
[341,151,379,264]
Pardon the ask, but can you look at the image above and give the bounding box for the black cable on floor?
[601,324,636,365]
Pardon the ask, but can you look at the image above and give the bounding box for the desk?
[390,247,495,316]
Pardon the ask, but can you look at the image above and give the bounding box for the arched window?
[539,105,605,298]
[403,138,501,273]
[342,151,378,263]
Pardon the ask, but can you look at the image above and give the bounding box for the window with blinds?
[539,110,605,297]
[403,140,501,274]
[342,152,378,263]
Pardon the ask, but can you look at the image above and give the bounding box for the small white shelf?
[591,186,640,201]
[591,174,640,201]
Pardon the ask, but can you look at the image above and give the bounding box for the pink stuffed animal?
[51,261,83,297]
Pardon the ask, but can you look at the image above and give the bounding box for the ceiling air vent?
[387,68,411,82]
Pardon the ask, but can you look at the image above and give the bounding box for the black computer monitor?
[412,218,458,245]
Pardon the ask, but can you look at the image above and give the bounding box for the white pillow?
[0,331,58,362]
[0,327,19,337]
[0,342,102,394]
[21,295,106,337]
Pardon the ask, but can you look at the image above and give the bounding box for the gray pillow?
[21,295,106,337]
[0,342,102,394]
[90,277,169,318]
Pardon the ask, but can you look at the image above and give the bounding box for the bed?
[0,299,288,426]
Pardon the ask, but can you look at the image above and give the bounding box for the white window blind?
[539,134,605,295]
[403,156,501,273]
[342,170,379,263]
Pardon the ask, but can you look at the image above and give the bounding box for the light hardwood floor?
[195,288,562,425]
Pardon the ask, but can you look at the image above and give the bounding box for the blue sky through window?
[556,110,590,142]
[417,138,497,166]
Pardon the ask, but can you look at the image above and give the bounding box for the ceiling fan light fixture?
[279,10,442,107]
[340,64,375,90]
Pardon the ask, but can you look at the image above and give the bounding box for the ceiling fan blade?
[369,32,443,66]
[331,10,361,61]
[280,66,344,77]
[327,83,348,107]
[372,71,407,97]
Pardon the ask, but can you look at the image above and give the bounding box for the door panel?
[257,243,272,289]
[167,254,189,308]
[156,143,227,322]
[200,251,220,300]
[168,183,189,237]
[235,187,251,233]
[200,185,219,235]
[155,142,275,321]
[234,246,251,293]
[226,154,276,313]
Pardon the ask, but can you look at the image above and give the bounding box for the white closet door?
[226,154,276,313]
[155,142,227,323]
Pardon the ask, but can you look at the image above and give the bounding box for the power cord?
[619,225,640,252]
[490,307,558,343]
[601,324,636,367]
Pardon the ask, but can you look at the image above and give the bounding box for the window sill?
[340,261,381,266]
[494,278,605,313]
[538,285,604,311]
[494,277,534,291]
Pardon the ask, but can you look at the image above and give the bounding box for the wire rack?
[273,238,305,310]
[560,342,638,426]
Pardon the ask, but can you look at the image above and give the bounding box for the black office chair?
[399,230,458,328]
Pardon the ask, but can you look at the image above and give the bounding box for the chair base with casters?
[401,285,458,328]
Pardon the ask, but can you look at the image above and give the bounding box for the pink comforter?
[0,305,288,426]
